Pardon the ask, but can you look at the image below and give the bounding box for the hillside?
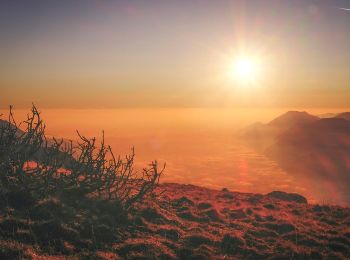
[0,119,7,127]
[243,111,319,151]
[267,118,350,156]
[265,118,350,205]
[0,119,24,135]
[267,111,319,129]
[335,112,350,121]
[1,183,349,259]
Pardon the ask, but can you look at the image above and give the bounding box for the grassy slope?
[1,183,350,259]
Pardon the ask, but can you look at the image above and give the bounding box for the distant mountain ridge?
[266,117,350,166]
[0,118,73,163]
[243,111,319,151]
[0,118,25,135]
[0,118,13,128]
[244,111,350,206]
[335,112,350,121]
[0,118,72,145]
[267,111,319,129]
[244,110,350,147]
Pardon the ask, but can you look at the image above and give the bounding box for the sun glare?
[229,57,260,85]
[236,59,253,77]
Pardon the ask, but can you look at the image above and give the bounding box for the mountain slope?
[266,118,350,176]
[0,119,7,127]
[243,111,319,151]
[335,112,350,121]
[267,111,319,129]
[265,118,350,205]
[0,119,25,135]
[1,183,349,259]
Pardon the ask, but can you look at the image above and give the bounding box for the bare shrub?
[0,105,164,210]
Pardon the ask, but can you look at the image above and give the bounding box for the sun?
[236,59,254,78]
[229,57,260,84]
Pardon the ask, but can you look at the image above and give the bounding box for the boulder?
[266,191,307,204]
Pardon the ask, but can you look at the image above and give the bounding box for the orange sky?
[1,0,350,109]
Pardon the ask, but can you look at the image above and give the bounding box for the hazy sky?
[1,0,350,109]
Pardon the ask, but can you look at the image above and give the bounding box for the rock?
[221,193,234,199]
[266,191,307,204]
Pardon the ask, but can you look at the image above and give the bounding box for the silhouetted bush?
[0,105,164,211]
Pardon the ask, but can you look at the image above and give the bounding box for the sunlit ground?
[4,107,350,205]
